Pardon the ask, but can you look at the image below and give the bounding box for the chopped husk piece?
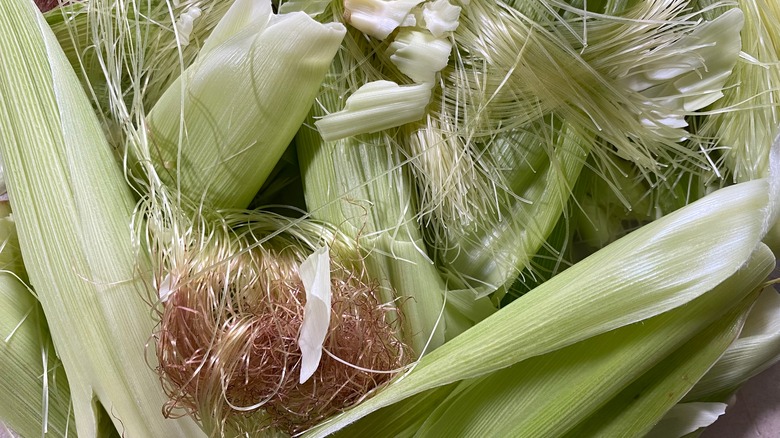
[303,177,777,437]
[279,0,331,16]
[0,1,204,436]
[315,81,433,141]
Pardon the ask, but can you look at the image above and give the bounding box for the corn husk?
[645,402,728,438]
[304,174,777,436]
[0,281,74,438]
[0,206,75,438]
[684,285,780,402]
[0,1,204,436]
[428,119,591,296]
[695,0,780,182]
[297,121,451,353]
[146,0,345,209]
[562,291,755,438]
[336,244,772,437]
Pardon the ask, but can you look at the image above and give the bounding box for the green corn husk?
[502,214,572,301]
[694,0,780,182]
[0,205,75,438]
[562,292,755,438]
[297,116,451,354]
[337,243,773,437]
[571,156,704,253]
[45,0,235,124]
[332,385,458,438]
[0,1,204,436]
[429,119,592,296]
[645,284,780,438]
[684,285,780,402]
[304,175,777,436]
[0,281,74,438]
[645,402,727,438]
[296,4,466,353]
[145,0,346,209]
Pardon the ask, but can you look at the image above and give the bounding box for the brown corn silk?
[154,219,412,435]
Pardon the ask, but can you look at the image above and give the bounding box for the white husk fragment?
[388,28,452,83]
[315,80,433,141]
[620,8,744,130]
[645,402,727,438]
[158,274,173,303]
[344,0,424,39]
[298,246,332,384]
[174,5,202,47]
[422,0,461,37]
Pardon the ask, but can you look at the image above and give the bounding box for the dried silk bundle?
[149,209,411,435]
